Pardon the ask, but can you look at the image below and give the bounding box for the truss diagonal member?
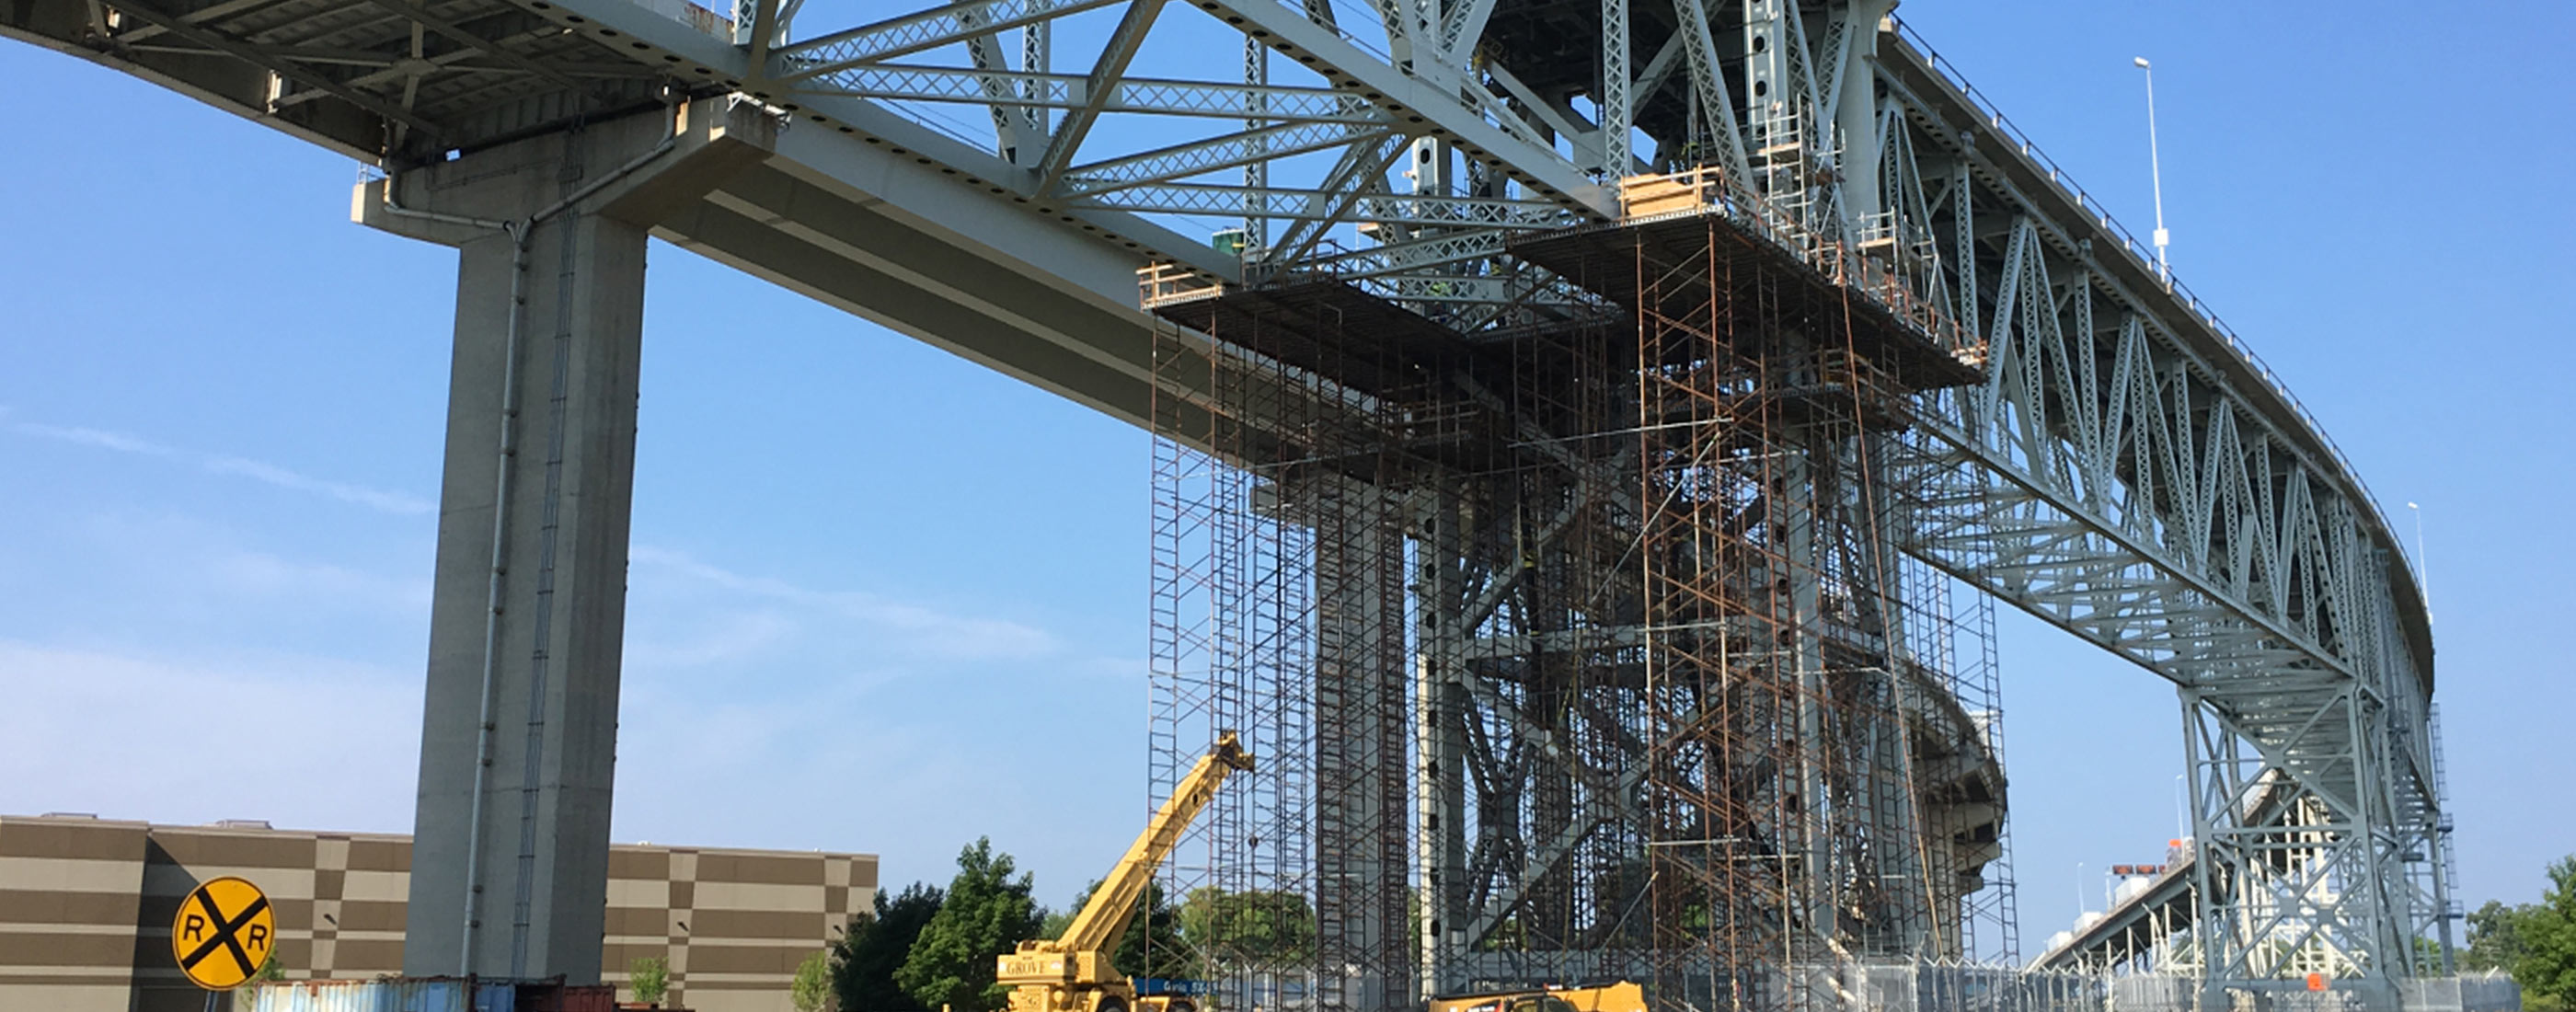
[1262,132,1411,269]
[956,4,1035,161]
[1181,0,1609,215]
[1035,0,1164,189]
[1294,230,1511,281]
[746,0,780,73]
[102,0,446,137]
[1668,0,1749,182]
[775,0,1125,79]
[1481,63,1602,167]
[1436,0,1499,62]
[1060,121,1386,195]
[1451,470,1610,637]
[1459,758,1650,948]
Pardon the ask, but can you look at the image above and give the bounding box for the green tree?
[896,839,1045,1012]
[794,949,834,1012]
[1178,887,1316,965]
[1044,879,1196,980]
[2516,856,2576,1012]
[629,955,671,1006]
[2465,900,2537,973]
[836,882,948,1012]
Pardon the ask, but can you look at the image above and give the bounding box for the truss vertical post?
[1599,0,1628,177]
[1415,488,1471,1000]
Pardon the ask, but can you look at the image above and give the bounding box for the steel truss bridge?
[4,0,2449,1006]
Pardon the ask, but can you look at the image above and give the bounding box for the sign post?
[171,876,276,1008]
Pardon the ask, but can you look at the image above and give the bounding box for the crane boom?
[999,732,1253,1012]
[1058,731,1252,954]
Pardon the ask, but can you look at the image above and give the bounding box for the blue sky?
[2,0,2569,948]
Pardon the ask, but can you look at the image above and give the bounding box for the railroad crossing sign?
[169,876,275,990]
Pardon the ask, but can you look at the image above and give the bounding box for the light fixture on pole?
[2409,501,2432,624]
[2133,56,2170,281]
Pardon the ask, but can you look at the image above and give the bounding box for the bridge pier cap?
[357,98,771,982]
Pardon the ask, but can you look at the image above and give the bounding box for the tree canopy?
[794,949,833,1012]
[836,881,948,1012]
[629,956,670,1006]
[2462,855,2576,1012]
[2518,857,2576,1012]
[896,839,1046,1012]
[1178,887,1316,966]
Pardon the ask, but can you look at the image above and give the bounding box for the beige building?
[0,813,876,1012]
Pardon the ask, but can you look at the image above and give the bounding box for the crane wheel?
[1096,998,1128,1012]
[1168,1000,1196,1012]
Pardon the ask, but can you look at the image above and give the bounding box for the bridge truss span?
[0,0,2447,1004]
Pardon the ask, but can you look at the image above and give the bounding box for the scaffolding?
[1140,170,2018,1012]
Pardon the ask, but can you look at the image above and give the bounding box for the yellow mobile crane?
[998,732,1254,1012]
[1426,982,1649,1012]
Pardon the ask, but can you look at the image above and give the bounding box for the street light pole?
[2409,501,2432,625]
[2133,56,2169,281]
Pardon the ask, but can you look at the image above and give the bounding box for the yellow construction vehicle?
[998,732,1255,1012]
[1426,981,1650,1012]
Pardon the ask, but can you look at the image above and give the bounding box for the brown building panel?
[695,852,826,887]
[330,937,405,972]
[345,839,410,872]
[2,930,136,968]
[0,814,874,1012]
[0,888,137,926]
[610,847,672,880]
[336,899,408,933]
[681,941,817,976]
[604,905,671,937]
[689,908,830,941]
[0,819,148,860]
[145,830,318,870]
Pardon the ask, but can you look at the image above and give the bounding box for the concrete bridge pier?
[356,100,773,981]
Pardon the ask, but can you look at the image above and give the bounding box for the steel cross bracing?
[2,0,2445,1000]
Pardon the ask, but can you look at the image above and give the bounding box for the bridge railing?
[1888,18,2411,577]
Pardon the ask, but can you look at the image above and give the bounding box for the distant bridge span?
[6,0,2444,1002]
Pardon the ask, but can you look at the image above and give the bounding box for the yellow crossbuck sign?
[170,876,275,990]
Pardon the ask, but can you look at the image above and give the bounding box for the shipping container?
[522,983,617,1012]
[240,977,519,1012]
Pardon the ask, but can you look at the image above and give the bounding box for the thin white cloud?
[628,546,1063,661]
[12,422,178,457]
[202,455,435,515]
[624,608,800,669]
[201,545,435,614]
[10,420,431,516]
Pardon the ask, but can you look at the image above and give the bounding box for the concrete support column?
[358,101,772,982]
[1310,477,1409,1012]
